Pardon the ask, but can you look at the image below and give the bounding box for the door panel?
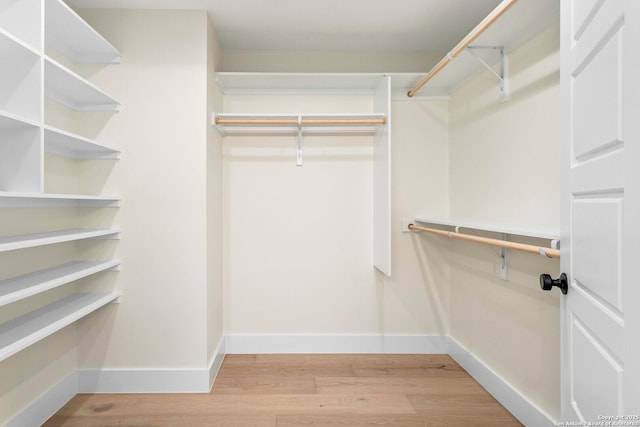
[561,0,634,422]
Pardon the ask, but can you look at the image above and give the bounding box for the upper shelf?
[404,0,559,98]
[44,125,121,159]
[216,73,385,95]
[45,0,121,63]
[44,57,121,111]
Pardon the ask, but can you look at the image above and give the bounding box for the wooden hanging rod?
[407,223,560,258]
[215,117,387,126]
[407,0,518,98]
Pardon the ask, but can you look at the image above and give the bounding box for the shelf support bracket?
[499,233,508,281]
[466,46,509,102]
[296,115,303,167]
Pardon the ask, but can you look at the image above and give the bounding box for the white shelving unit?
[402,0,558,99]
[215,73,392,276]
[0,0,122,361]
[0,292,121,362]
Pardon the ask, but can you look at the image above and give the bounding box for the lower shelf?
[0,292,121,362]
[0,228,120,252]
[0,260,121,307]
[0,192,121,208]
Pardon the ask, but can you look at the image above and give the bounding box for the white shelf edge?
[0,110,41,129]
[45,0,121,64]
[0,27,41,57]
[0,292,121,362]
[0,192,121,208]
[44,57,121,112]
[44,125,121,159]
[0,228,121,253]
[0,260,121,307]
[410,217,560,240]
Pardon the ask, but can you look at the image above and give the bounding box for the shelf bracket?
[296,115,303,167]
[466,46,509,102]
[499,233,508,281]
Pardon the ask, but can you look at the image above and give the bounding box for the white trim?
[77,368,210,393]
[7,335,558,426]
[448,337,557,427]
[224,334,449,354]
[5,371,78,427]
[208,336,226,391]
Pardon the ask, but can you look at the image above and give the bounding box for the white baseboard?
[5,371,78,427]
[7,335,557,427]
[448,337,557,427]
[224,334,449,354]
[208,336,226,390]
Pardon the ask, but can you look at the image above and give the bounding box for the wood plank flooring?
[44,354,523,426]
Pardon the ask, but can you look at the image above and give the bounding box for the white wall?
[222,94,450,340]
[447,22,561,419]
[223,50,444,73]
[72,9,212,371]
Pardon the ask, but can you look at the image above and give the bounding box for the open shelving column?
[0,0,122,362]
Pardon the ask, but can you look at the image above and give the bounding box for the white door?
[561,0,640,422]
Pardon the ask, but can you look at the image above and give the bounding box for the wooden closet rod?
[215,118,387,125]
[407,0,518,98]
[407,223,560,258]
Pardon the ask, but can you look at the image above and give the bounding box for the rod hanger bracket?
[465,46,509,102]
[296,115,303,167]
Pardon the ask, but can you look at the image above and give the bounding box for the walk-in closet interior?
[3,0,620,424]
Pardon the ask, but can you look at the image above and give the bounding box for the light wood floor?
[44,354,523,426]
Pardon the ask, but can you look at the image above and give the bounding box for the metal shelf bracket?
[466,46,509,102]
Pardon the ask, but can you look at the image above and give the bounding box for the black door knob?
[539,273,568,295]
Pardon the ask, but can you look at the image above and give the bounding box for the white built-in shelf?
[0,29,41,121]
[0,0,41,51]
[0,260,121,307]
[0,111,40,129]
[213,113,387,136]
[0,192,121,208]
[411,217,560,241]
[402,0,559,98]
[45,0,121,64]
[0,228,120,253]
[0,292,121,362]
[44,57,120,111]
[44,125,120,159]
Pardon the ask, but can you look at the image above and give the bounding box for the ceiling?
[67,0,505,52]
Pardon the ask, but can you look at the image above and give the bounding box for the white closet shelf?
[44,57,120,111]
[44,126,120,159]
[0,111,40,129]
[0,228,120,253]
[213,113,387,136]
[0,292,121,362]
[405,0,558,98]
[407,217,560,241]
[0,260,121,307]
[45,0,120,63]
[0,192,121,208]
[0,27,40,57]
